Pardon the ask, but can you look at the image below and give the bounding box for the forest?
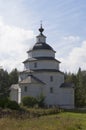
[0,67,86,107]
[0,68,18,99]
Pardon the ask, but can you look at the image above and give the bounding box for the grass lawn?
[0,111,86,130]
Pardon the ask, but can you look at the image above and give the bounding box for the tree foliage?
[22,96,38,107]
[22,95,45,108]
[0,68,18,98]
[65,68,86,107]
[9,68,18,86]
[0,98,20,110]
[37,94,45,107]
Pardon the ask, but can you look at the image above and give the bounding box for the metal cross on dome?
[39,20,44,34]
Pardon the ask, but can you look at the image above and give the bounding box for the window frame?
[24,86,27,92]
[34,62,37,68]
[50,87,53,93]
[50,76,53,82]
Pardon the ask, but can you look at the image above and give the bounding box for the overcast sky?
[0,0,86,73]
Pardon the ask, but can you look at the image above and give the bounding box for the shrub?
[37,94,45,107]
[22,96,37,107]
[0,98,9,108]
[6,100,20,110]
[0,98,20,110]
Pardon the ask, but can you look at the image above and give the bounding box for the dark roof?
[27,25,55,52]
[23,58,36,63]
[20,69,64,75]
[36,33,46,38]
[60,82,74,88]
[28,42,55,53]
[23,57,61,63]
[31,69,64,74]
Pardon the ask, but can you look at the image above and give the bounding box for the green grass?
[0,111,86,130]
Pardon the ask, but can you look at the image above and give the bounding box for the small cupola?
[36,23,46,43]
[27,23,56,57]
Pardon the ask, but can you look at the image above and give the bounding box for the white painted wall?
[55,88,74,108]
[33,71,64,86]
[36,35,46,43]
[10,87,21,104]
[20,84,43,99]
[18,88,21,104]
[28,50,55,58]
[24,60,59,70]
[32,72,74,108]
[10,89,18,102]
[44,88,74,108]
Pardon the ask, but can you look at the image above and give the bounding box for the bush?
[0,98,20,110]
[37,94,45,107]
[6,100,20,110]
[22,96,37,107]
[0,98,9,108]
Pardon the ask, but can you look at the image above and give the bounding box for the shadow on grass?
[64,107,86,114]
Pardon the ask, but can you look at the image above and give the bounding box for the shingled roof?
[23,57,60,63]
[60,82,74,88]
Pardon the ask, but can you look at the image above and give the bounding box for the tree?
[37,94,45,107]
[9,68,18,86]
[0,69,9,98]
[0,68,19,99]
[65,68,86,107]
[75,68,86,107]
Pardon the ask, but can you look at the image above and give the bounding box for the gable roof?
[60,82,74,88]
[19,75,45,85]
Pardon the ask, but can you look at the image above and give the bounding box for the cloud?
[55,35,81,59]
[63,35,80,43]
[60,40,86,73]
[0,17,34,71]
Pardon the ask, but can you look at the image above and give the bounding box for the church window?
[57,64,59,70]
[50,87,53,93]
[50,76,53,82]
[24,86,27,92]
[34,62,37,68]
[39,38,40,42]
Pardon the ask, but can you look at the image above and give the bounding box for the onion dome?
[29,24,55,52]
